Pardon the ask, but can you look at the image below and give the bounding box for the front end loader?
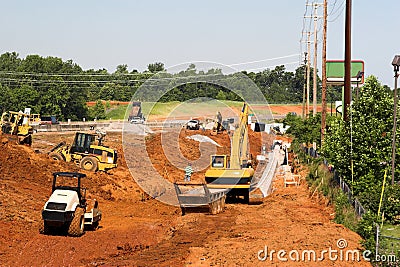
[49,131,117,172]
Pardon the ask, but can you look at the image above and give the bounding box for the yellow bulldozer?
[49,131,117,172]
[0,111,34,145]
[205,103,254,202]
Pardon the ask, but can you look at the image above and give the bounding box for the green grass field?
[104,100,247,120]
[379,224,400,257]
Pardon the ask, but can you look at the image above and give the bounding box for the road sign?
[326,60,364,86]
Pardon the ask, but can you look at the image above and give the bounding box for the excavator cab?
[211,155,229,169]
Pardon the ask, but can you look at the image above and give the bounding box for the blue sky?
[0,0,399,86]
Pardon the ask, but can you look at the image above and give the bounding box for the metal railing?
[335,173,366,217]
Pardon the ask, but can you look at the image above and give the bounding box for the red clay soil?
[144,128,272,183]
[0,132,370,266]
[86,101,131,107]
[145,129,232,183]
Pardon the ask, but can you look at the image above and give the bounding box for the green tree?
[0,52,21,71]
[89,100,106,120]
[216,90,227,100]
[323,76,396,212]
[147,62,165,73]
[115,64,129,74]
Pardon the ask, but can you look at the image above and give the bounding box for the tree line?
[0,52,342,120]
[283,76,399,257]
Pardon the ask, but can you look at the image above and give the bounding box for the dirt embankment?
[0,134,179,266]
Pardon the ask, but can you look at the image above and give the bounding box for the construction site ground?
[0,129,370,266]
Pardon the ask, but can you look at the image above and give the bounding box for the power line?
[244,61,300,72]
[0,70,155,77]
[0,60,302,85]
[228,54,300,67]
[328,0,345,22]
[0,72,226,83]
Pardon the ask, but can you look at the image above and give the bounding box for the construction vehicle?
[205,103,254,203]
[40,115,59,125]
[128,101,145,124]
[40,172,102,237]
[49,131,117,172]
[29,113,41,125]
[0,111,34,145]
[186,119,200,130]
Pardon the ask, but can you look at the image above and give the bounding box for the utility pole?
[313,3,319,116]
[306,32,311,117]
[344,0,352,121]
[321,0,328,143]
[305,2,322,117]
[302,52,307,119]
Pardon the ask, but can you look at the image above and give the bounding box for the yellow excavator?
[0,111,34,145]
[174,103,254,214]
[205,103,254,203]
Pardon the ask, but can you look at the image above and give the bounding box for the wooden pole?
[313,4,318,116]
[344,0,352,121]
[321,0,328,143]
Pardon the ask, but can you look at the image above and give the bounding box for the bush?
[357,211,378,256]
[383,184,400,224]
[334,192,358,231]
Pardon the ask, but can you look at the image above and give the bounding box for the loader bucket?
[174,182,228,215]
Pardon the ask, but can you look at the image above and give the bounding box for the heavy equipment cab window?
[212,156,225,168]
[71,133,95,153]
[10,115,16,123]
[93,149,102,156]
[18,117,23,126]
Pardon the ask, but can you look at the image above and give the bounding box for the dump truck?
[40,172,102,236]
[128,102,145,124]
[49,131,117,172]
[205,103,254,203]
[0,111,34,145]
